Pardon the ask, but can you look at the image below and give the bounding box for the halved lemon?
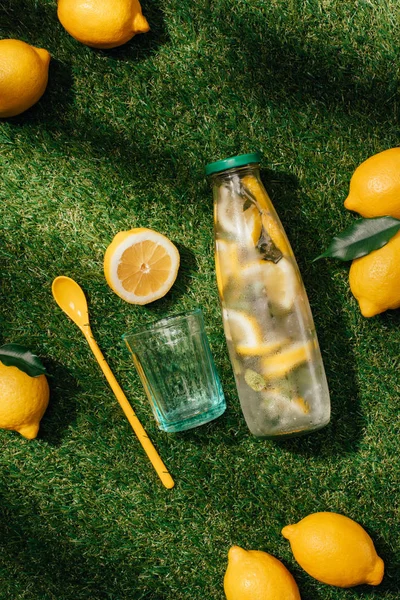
[104,228,180,304]
[224,309,262,347]
[216,185,262,246]
[261,340,314,379]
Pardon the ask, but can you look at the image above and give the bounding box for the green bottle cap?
[205,152,261,177]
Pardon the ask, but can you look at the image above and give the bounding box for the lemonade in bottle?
[205,153,330,437]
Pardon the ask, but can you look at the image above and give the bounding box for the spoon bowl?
[52,276,89,329]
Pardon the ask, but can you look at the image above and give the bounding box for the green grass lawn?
[1,0,400,598]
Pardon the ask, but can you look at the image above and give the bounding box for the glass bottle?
[205,152,330,438]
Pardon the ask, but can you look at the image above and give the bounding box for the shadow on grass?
[39,358,81,446]
[145,243,199,318]
[171,406,234,444]
[216,9,399,127]
[0,0,59,45]
[0,492,167,600]
[3,0,399,201]
[4,108,200,219]
[260,168,364,457]
[7,0,398,213]
[287,574,326,600]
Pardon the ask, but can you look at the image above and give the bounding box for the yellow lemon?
[349,231,400,317]
[282,512,384,588]
[58,0,149,49]
[0,361,49,439]
[224,545,301,600]
[0,39,50,118]
[104,228,180,304]
[344,147,400,218]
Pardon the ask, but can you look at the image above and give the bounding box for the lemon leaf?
[0,344,47,377]
[242,198,253,211]
[314,216,400,261]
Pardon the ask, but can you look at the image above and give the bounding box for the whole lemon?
[0,361,49,439]
[224,545,301,600]
[57,0,150,49]
[349,231,400,317]
[282,512,384,588]
[0,39,50,118]
[344,147,400,218]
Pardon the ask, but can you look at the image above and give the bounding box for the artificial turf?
[1,0,400,598]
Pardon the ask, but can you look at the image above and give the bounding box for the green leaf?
[314,216,400,262]
[0,344,47,377]
[242,198,253,211]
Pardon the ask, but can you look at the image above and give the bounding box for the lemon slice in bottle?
[215,239,240,295]
[242,174,270,211]
[224,308,287,360]
[241,257,298,311]
[242,175,292,255]
[223,309,262,347]
[261,212,291,256]
[237,338,289,357]
[265,384,310,414]
[293,396,310,414]
[263,258,298,311]
[261,340,314,379]
[216,185,262,246]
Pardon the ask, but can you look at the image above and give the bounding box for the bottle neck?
[210,164,260,184]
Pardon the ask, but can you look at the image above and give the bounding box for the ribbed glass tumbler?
[123,309,226,432]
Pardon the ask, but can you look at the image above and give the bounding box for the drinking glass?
[123,308,226,432]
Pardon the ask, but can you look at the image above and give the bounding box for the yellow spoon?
[52,275,174,489]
